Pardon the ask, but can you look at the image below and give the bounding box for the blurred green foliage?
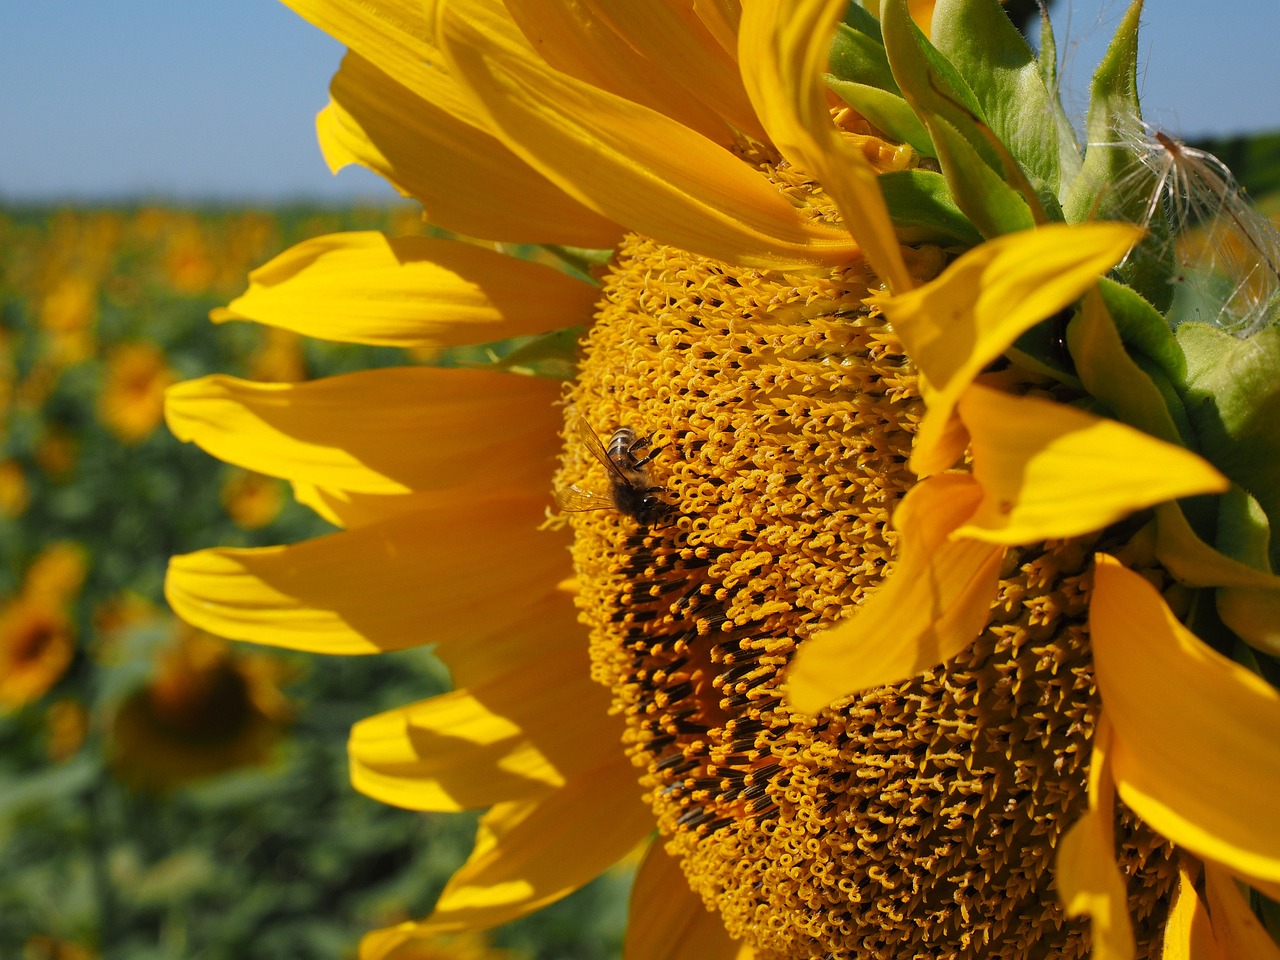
[0,206,627,960]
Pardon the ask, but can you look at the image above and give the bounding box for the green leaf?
[876,169,982,244]
[1177,321,1280,565]
[930,0,1064,196]
[826,78,934,155]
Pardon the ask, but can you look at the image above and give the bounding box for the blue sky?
[2,0,1278,203]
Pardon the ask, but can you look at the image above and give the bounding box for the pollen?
[558,229,1178,956]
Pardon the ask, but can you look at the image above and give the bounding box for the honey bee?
[556,417,673,525]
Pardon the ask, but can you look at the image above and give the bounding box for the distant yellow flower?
[109,628,294,790]
[22,935,96,960]
[24,541,89,605]
[161,216,216,294]
[0,594,75,710]
[0,458,30,518]
[38,272,97,365]
[166,1,1280,958]
[221,469,286,529]
[98,342,177,444]
[246,327,308,383]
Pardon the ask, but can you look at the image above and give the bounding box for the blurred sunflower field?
[0,205,629,960]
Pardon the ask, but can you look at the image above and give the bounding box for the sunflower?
[166,0,1280,957]
[97,341,178,444]
[108,626,294,791]
[0,543,87,711]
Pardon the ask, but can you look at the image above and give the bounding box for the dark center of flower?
[558,226,1177,958]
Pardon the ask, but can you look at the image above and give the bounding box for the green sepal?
[1177,321,1280,563]
[929,0,1064,197]
[1066,290,1187,447]
[1094,276,1185,382]
[879,0,1033,238]
[1038,6,1083,193]
[840,1,883,40]
[925,111,1035,238]
[876,169,982,244]
[1061,0,1174,311]
[434,326,582,380]
[1217,486,1276,575]
[1155,499,1280,591]
[828,22,897,93]
[826,79,934,156]
[1216,487,1280,657]
[879,0,989,159]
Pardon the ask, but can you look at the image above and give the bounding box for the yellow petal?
[877,223,1141,475]
[1091,555,1280,886]
[283,0,448,113]
[211,232,599,348]
[694,0,741,55]
[437,0,855,269]
[319,52,621,246]
[1204,865,1280,960]
[500,0,736,144]
[625,842,744,960]
[291,483,447,530]
[166,494,567,654]
[409,755,651,934]
[349,640,618,812]
[739,0,912,292]
[165,367,561,496]
[785,473,1002,713]
[1161,864,1224,960]
[954,384,1228,544]
[584,0,768,142]
[1055,714,1136,960]
[1154,501,1280,591]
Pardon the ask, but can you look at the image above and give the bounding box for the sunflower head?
[165,0,1280,957]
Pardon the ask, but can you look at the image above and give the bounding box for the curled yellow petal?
[739,0,912,292]
[626,842,746,960]
[785,473,1002,713]
[1161,864,1224,960]
[404,756,652,934]
[165,368,561,497]
[212,232,599,347]
[319,52,621,246]
[166,495,566,654]
[954,384,1228,544]
[1055,714,1136,960]
[349,641,617,812]
[437,0,855,269]
[1091,555,1280,887]
[1204,864,1280,960]
[876,223,1141,475]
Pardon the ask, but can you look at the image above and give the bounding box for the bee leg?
[631,444,666,469]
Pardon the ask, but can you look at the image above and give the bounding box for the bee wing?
[576,416,632,485]
[554,485,616,513]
